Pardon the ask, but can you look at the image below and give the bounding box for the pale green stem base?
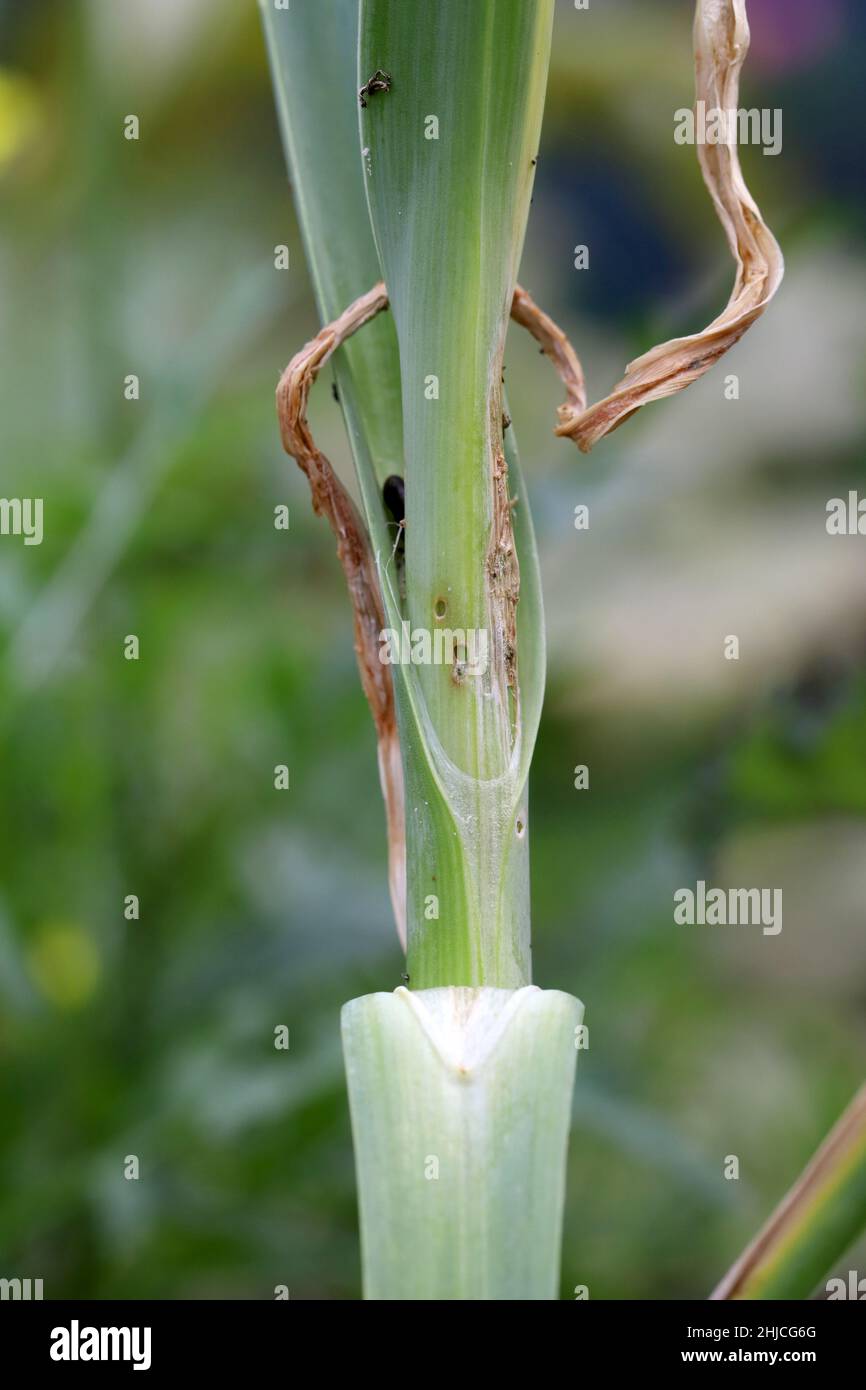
[342,985,582,1300]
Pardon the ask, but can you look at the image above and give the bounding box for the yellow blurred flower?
[27,923,102,1010]
[0,69,41,170]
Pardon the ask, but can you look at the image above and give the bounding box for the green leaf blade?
[360,0,553,780]
[259,0,403,544]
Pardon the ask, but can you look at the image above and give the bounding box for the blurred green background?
[1,0,864,1299]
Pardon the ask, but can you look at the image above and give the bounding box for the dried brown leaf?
[511,283,587,424]
[275,283,407,945]
[557,0,784,453]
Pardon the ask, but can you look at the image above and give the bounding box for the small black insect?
[359,69,392,108]
[331,381,340,403]
[382,473,405,526]
[400,972,410,985]
[383,474,406,595]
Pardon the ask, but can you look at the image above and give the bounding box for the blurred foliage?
[0,0,864,1299]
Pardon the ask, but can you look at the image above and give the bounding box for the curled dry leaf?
[556,0,784,453]
[511,283,587,423]
[276,283,406,946]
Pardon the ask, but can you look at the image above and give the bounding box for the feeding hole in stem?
[515,816,526,838]
[433,596,448,621]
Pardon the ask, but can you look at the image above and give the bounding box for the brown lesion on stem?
[275,282,406,946]
[485,357,520,703]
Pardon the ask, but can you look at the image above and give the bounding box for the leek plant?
[259,0,866,1300]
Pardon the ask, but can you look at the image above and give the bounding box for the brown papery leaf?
[557,0,784,454]
[275,283,407,947]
